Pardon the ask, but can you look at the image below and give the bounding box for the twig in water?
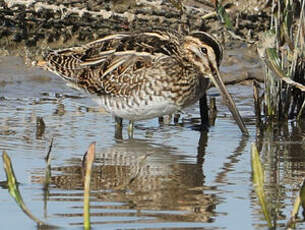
[253,80,261,120]
[45,137,54,164]
[43,137,54,218]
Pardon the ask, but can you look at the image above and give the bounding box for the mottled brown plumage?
[41,30,248,135]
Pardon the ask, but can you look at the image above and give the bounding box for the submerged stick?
[2,151,47,227]
[44,137,54,185]
[84,142,96,230]
[45,137,54,164]
[44,137,54,218]
[297,100,305,120]
[253,80,261,119]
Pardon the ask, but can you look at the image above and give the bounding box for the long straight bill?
[211,68,249,136]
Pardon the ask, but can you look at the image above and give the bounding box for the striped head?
[183,31,223,79]
[182,31,248,135]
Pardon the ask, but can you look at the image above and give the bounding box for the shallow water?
[0,51,305,230]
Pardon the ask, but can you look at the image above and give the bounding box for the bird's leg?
[209,97,217,126]
[114,116,123,139]
[127,120,134,139]
[174,113,180,124]
[164,114,172,124]
[199,93,209,130]
[158,115,172,125]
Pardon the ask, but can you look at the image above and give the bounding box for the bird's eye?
[201,47,207,54]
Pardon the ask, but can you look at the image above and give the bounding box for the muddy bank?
[0,0,270,59]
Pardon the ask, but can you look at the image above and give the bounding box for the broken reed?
[263,0,305,120]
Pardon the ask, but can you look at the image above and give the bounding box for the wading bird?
[39,30,248,137]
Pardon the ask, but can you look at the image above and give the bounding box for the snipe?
[39,30,248,136]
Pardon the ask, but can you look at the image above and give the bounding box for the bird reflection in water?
[31,131,218,225]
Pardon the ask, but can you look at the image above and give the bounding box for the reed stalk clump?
[261,0,305,120]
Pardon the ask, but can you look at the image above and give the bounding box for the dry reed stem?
[83,142,96,230]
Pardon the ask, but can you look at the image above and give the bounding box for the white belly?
[93,96,179,121]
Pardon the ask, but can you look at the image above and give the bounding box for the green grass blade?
[287,179,305,228]
[300,179,305,216]
[251,143,273,228]
[2,151,47,227]
[292,195,301,219]
[287,193,300,229]
[282,0,294,51]
[216,4,233,31]
[168,0,183,11]
[266,48,282,68]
